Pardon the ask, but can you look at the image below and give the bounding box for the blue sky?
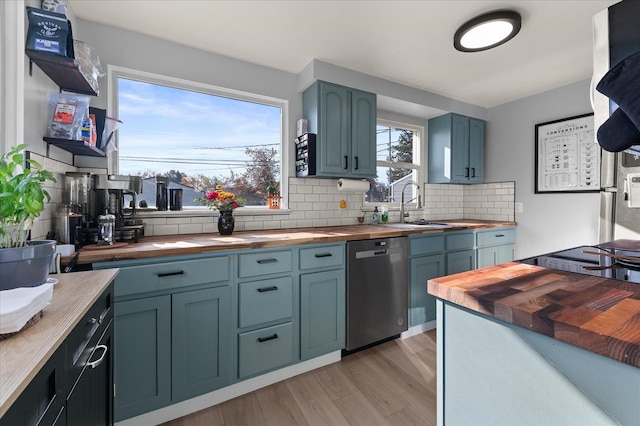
[117,78,281,179]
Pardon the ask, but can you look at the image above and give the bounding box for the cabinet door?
[300,269,346,360]
[447,249,476,275]
[350,89,377,178]
[410,254,445,326]
[468,118,484,183]
[451,114,470,182]
[66,319,113,426]
[172,286,232,402]
[114,296,171,421]
[319,82,350,175]
[477,245,515,268]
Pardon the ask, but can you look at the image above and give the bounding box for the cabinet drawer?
[446,232,475,251]
[410,235,445,256]
[66,282,113,387]
[476,228,516,247]
[239,277,293,328]
[115,256,230,298]
[299,244,344,270]
[238,250,292,278]
[238,322,294,379]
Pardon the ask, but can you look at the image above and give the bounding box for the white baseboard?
[115,351,342,426]
[401,320,436,339]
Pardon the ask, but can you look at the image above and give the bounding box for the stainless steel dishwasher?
[346,236,409,351]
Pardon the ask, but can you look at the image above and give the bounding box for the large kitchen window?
[112,68,284,209]
[366,119,422,204]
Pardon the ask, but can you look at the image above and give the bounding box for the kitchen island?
[428,261,640,426]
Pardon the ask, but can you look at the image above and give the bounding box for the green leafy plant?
[0,144,56,248]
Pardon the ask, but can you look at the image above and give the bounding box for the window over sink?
[111,67,285,209]
[366,119,423,204]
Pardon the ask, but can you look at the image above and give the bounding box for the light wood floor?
[162,330,437,426]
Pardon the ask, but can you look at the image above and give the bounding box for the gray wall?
[486,80,600,259]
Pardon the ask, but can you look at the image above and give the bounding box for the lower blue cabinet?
[446,249,476,275]
[409,254,445,326]
[114,295,171,421]
[300,269,346,360]
[238,322,294,379]
[114,286,231,421]
[172,286,232,402]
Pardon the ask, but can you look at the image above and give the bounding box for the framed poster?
[535,113,599,193]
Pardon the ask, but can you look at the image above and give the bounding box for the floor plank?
[169,331,437,426]
[254,381,310,426]
[285,371,350,425]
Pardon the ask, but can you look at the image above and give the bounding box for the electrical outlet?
[515,202,523,213]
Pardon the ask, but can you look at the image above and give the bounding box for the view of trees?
[133,146,280,207]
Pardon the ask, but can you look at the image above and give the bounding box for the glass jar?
[97,209,116,245]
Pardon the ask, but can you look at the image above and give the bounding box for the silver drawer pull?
[257,286,278,293]
[314,253,333,258]
[88,317,98,324]
[257,334,278,343]
[157,271,184,277]
[257,258,278,264]
[88,345,108,369]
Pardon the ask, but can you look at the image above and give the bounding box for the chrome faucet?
[400,181,421,223]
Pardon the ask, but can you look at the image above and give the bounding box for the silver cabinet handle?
[88,317,98,324]
[88,345,108,369]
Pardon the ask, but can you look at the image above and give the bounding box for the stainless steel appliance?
[593,1,640,242]
[346,237,408,351]
[520,243,640,284]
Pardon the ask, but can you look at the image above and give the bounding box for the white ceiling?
[67,0,618,109]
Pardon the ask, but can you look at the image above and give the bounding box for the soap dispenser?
[372,207,379,224]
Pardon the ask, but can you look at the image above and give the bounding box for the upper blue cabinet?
[303,81,376,178]
[428,113,484,184]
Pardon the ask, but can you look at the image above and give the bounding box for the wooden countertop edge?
[0,269,119,418]
[427,262,640,368]
[70,221,516,264]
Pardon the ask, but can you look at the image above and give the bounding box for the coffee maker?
[86,174,145,244]
[57,172,91,246]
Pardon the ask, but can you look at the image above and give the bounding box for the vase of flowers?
[196,185,244,235]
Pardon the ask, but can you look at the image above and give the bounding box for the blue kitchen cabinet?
[300,268,346,360]
[445,231,476,275]
[172,286,232,403]
[298,243,346,360]
[114,295,171,421]
[409,234,446,327]
[410,254,445,326]
[236,248,297,379]
[303,80,376,178]
[476,227,516,268]
[94,253,233,421]
[428,113,484,184]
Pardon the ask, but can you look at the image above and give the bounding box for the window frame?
[106,65,289,211]
[367,118,424,206]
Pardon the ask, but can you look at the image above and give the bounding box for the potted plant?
[0,144,57,290]
[267,184,280,209]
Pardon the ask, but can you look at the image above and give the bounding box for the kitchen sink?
[385,221,451,228]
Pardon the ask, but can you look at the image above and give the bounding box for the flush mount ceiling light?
[454,10,521,52]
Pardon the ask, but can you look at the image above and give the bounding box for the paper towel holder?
[337,178,370,192]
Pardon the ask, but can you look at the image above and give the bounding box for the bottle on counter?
[372,207,379,224]
[381,206,388,223]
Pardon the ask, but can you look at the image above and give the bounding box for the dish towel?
[0,283,54,334]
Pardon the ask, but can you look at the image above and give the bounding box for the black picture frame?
[534,113,599,193]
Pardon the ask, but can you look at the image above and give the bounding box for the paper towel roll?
[337,178,370,192]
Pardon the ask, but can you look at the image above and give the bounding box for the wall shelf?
[26,50,98,96]
[44,137,105,157]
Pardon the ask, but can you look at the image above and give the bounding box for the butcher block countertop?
[72,220,515,265]
[0,269,118,418]
[428,261,640,368]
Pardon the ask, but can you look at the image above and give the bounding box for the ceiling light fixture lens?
[454,11,521,52]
